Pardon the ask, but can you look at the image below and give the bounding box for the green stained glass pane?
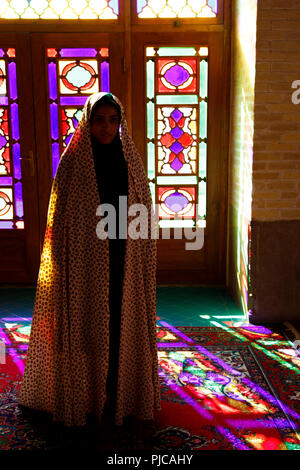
[157,47,197,57]
[149,181,155,206]
[199,142,207,179]
[157,176,197,185]
[156,95,198,105]
[0,1,119,19]
[199,101,207,139]
[147,60,154,100]
[147,142,155,179]
[198,181,206,217]
[159,220,194,228]
[147,101,155,139]
[200,59,208,99]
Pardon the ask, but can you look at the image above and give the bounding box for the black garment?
[91,133,128,414]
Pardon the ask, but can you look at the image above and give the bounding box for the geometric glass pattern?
[0,48,24,230]
[0,1,118,19]
[47,47,110,178]
[146,46,208,228]
[137,0,217,18]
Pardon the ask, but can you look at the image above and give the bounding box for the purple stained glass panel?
[13,143,21,180]
[164,65,190,87]
[10,103,20,140]
[0,133,6,150]
[50,103,59,140]
[14,181,24,217]
[65,133,73,147]
[0,97,8,105]
[0,177,12,185]
[0,49,5,57]
[52,143,60,179]
[48,62,57,100]
[60,48,98,57]
[170,142,183,154]
[8,62,17,100]
[0,221,14,228]
[101,61,109,92]
[171,127,183,139]
[60,96,87,106]
[171,109,183,122]
[164,193,189,212]
[170,157,183,172]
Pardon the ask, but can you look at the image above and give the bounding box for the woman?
[18,92,161,442]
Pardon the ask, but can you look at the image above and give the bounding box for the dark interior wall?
[250,220,300,323]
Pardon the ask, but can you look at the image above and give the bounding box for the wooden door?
[0,33,40,284]
[0,32,125,284]
[132,32,229,285]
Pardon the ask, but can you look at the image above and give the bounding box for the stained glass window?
[146,46,208,229]
[47,47,110,177]
[0,48,24,230]
[137,0,217,18]
[0,1,118,19]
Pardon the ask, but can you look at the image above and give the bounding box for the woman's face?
[90,104,120,145]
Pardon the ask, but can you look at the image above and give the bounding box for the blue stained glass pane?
[48,62,57,100]
[156,95,198,105]
[0,177,12,185]
[0,49,5,57]
[50,103,59,140]
[101,61,110,92]
[208,0,218,13]
[0,97,8,105]
[198,181,206,217]
[60,48,97,57]
[199,101,207,139]
[8,62,17,100]
[52,142,60,179]
[13,143,21,180]
[14,181,24,217]
[0,221,13,228]
[137,0,147,14]
[60,96,87,106]
[146,60,154,100]
[158,48,197,57]
[199,142,206,178]
[147,142,155,179]
[109,0,119,14]
[147,101,154,139]
[200,60,208,99]
[10,103,20,140]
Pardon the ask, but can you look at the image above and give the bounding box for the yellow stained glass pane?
[138,0,217,19]
[199,47,209,56]
[0,0,118,19]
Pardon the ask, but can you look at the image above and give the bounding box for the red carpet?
[0,321,300,450]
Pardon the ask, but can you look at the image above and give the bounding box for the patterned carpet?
[0,320,300,451]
